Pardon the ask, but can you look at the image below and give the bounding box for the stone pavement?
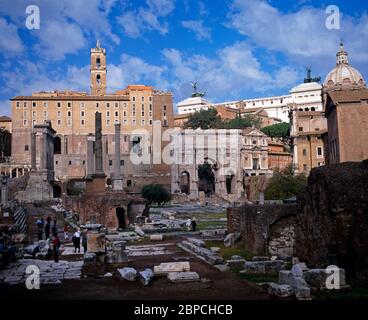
[0,259,84,285]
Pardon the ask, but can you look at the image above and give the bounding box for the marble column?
[31,132,36,170]
[112,123,123,190]
[42,132,48,170]
[86,134,95,177]
[94,112,104,175]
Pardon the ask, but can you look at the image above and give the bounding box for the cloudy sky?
[0,0,367,116]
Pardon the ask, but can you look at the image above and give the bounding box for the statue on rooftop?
[304,66,321,83]
[191,82,206,98]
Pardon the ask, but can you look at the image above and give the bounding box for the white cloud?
[163,42,300,102]
[0,18,24,55]
[117,0,175,38]
[0,0,120,60]
[181,20,211,41]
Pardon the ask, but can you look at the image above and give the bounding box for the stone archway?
[116,207,126,230]
[267,214,296,259]
[180,171,190,194]
[53,184,62,198]
[198,160,215,196]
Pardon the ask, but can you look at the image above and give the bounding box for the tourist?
[186,218,191,231]
[52,233,61,263]
[73,228,81,253]
[45,222,51,240]
[51,223,58,237]
[191,217,197,232]
[53,218,57,227]
[63,223,69,240]
[82,230,88,253]
[46,216,51,225]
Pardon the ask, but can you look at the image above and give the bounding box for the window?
[114,119,119,124]
[123,111,127,117]
[96,74,101,84]
[142,97,144,102]
[123,119,127,126]
[317,147,323,158]
[69,161,72,165]
[132,119,136,126]
[120,160,124,166]
[68,102,71,108]
[115,102,118,108]
[16,101,20,108]
[32,111,36,117]
[57,120,61,126]
[23,110,27,117]
[149,119,152,125]
[25,145,29,151]
[106,102,110,108]
[57,102,61,108]
[43,102,48,108]
[81,119,85,125]
[106,111,110,117]
[57,111,61,117]
[23,102,28,108]
[149,97,152,102]
[43,111,48,117]
[127,180,132,187]
[115,111,119,117]
[132,97,136,102]
[96,57,101,68]
[299,127,303,132]
[106,119,110,126]
[23,119,27,126]
[163,105,167,111]
[163,119,168,126]
[81,111,85,117]
[252,140,257,145]
[141,119,145,125]
[303,164,307,171]
[96,102,99,108]
[80,102,85,108]
[109,160,113,166]
[67,111,71,117]
[67,119,72,126]
[149,104,152,111]
[303,149,307,156]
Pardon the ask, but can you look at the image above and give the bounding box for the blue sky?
[0,0,367,116]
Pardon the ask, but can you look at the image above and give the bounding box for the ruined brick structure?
[296,161,368,282]
[227,203,297,258]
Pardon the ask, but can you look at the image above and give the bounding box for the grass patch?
[205,241,254,261]
[238,273,279,284]
[197,220,227,230]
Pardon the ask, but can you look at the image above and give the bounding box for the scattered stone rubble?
[260,262,347,300]
[154,262,190,276]
[118,267,137,281]
[0,259,84,285]
[167,272,200,283]
[178,238,224,266]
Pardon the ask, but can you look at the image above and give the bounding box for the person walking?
[51,223,58,237]
[186,218,192,232]
[82,230,88,253]
[73,229,81,253]
[45,222,51,240]
[52,233,61,263]
[63,224,69,240]
[36,219,43,240]
[191,217,197,232]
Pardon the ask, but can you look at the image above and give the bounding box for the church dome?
[324,42,365,89]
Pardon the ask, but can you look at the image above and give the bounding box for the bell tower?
[90,40,107,95]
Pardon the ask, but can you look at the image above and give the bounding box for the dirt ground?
[1,238,272,300]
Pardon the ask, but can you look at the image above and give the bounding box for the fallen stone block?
[154,262,190,276]
[252,256,270,262]
[214,264,229,272]
[186,238,205,247]
[150,234,163,241]
[279,270,291,284]
[139,268,154,286]
[167,272,200,283]
[226,259,246,270]
[84,252,96,262]
[134,226,145,237]
[244,260,285,274]
[25,244,39,255]
[118,267,137,282]
[231,255,244,260]
[224,233,241,248]
[304,268,346,288]
[275,284,293,298]
[291,263,305,277]
[210,247,220,253]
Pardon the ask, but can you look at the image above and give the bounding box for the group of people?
[35,216,88,263]
[186,217,197,232]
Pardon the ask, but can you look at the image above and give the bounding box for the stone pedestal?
[87,232,106,253]
[112,178,123,191]
[22,171,53,202]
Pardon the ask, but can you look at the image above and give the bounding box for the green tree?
[141,184,172,207]
[184,108,223,129]
[264,165,307,200]
[261,122,291,148]
[223,114,262,129]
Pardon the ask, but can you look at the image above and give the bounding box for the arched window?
[96,57,101,68]
[96,74,101,84]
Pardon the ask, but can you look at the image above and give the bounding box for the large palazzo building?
[10,42,174,191]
